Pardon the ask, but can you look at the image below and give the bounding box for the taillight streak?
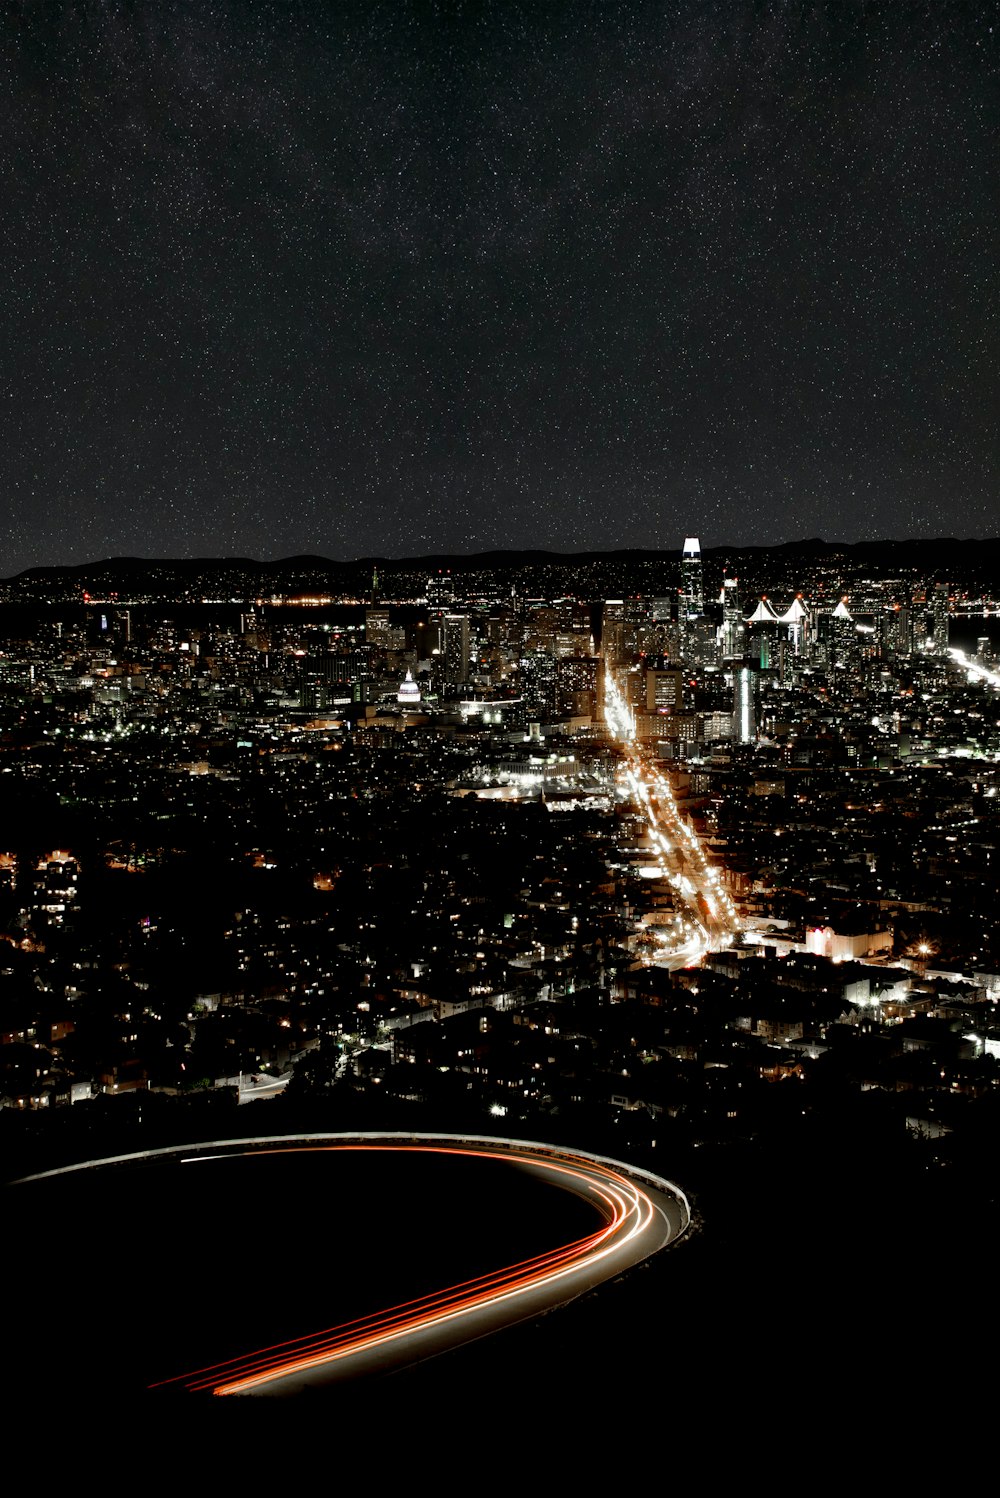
[149,1144,655,1397]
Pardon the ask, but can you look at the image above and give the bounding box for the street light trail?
[146,1142,665,1396]
[949,646,1000,691]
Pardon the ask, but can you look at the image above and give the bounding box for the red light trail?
[15,1133,689,1397]
[153,1143,664,1396]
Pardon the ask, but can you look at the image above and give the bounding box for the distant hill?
[3,536,999,602]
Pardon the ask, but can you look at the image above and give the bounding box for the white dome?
[398,670,421,704]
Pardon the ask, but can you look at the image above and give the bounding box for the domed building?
[397,669,421,707]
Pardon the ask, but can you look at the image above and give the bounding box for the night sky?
[2,1,997,573]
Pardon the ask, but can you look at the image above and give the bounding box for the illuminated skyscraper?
[777,594,808,656]
[720,576,744,658]
[878,604,914,658]
[365,607,391,643]
[443,613,471,685]
[601,600,625,668]
[681,537,704,620]
[645,660,683,712]
[932,583,949,654]
[733,663,757,743]
[521,648,558,719]
[746,595,779,669]
[557,655,603,716]
[831,596,856,667]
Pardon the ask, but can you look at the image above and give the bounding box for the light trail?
[152,1143,662,1396]
[15,1133,689,1398]
[949,646,1000,691]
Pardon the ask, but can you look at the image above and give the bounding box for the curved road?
[16,1132,690,1397]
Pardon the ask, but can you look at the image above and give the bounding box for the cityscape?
[4,534,999,1418]
[4,0,997,1459]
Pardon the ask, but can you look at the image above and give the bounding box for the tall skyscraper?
[681,537,704,620]
[443,612,471,685]
[720,576,744,658]
[733,663,757,743]
[645,661,683,712]
[557,655,602,716]
[521,648,558,720]
[831,597,856,667]
[777,594,808,656]
[601,600,625,669]
[932,583,950,654]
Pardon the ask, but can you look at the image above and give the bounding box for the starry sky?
[1,1,997,573]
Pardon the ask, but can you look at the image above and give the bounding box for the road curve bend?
[16,1132,690,1397]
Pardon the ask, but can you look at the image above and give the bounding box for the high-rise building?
[365,608,391,643]
[681,537,704,620]
[557,655,602,716]
[521,648,558,720]
[733,663,758,743]
[777,595,808,656]
[601,600,626,669]
[831,597,856,667]
[720,576,744,658]
[878,604,914,659]
[443,613,471,686]
[645,662,683,713]
[745,595,779,670]
[932,583,949,654]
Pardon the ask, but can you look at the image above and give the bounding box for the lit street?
[603,673,740,964]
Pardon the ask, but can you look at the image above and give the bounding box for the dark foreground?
[8,1107,995,1480]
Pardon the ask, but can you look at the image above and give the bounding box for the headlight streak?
[148,1143,663,1397]
[950,646,1000,692]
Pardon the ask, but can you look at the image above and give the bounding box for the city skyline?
[4,5,998,1432]
[2,3,997,575]
[3,527,999,1425]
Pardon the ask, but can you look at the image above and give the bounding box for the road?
[949,645,1000,690]
[17,1132,689,1397]
[603,673,740,962]
[237,1072,289,1103]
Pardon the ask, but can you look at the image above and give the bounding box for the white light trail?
[950,646,1000,690]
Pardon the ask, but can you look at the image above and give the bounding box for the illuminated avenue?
[17,1133,690,1397]
[603,671,740,965]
